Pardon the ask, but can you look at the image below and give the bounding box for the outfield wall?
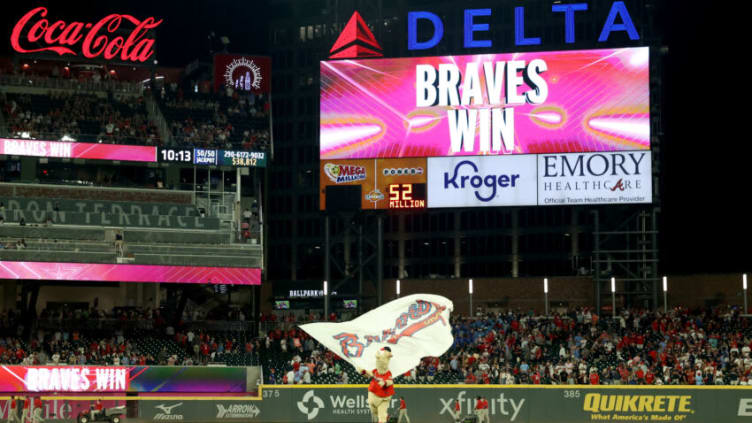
[3,385,747,423]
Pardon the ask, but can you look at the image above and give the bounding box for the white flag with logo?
[300,294,454,377]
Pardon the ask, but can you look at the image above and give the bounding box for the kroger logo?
[443,160,520,202]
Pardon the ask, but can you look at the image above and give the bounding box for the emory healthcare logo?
[329,11,382,59]
[297,390,325,420]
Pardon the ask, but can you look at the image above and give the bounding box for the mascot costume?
[357,347,394,423]
[299,295,455,423]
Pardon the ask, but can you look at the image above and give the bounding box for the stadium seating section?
[0,74,269,150]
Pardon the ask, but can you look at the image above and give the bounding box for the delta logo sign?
[328,2,640,59]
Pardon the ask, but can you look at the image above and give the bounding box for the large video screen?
[0,138,156,162]
[320,47,649,160]
[0,261,260,285]
[0,365,248,393]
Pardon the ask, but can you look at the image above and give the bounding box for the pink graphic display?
[0,138,156,162]
[0,262,260,285]
[321,48,649,159]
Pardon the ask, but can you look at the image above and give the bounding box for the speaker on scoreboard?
[326,185,361,212]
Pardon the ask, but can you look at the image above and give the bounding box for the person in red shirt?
[32,397,43,423]
[8,395,18,423]
[531,371,541,384]
[91,399,104,420]
[474,397,482,423]
[479,397,490,423]
[21,397,30,423]
[452,399,461,423]
[589,371,600,385]
[397,397,410,423]
[464,371,477,384]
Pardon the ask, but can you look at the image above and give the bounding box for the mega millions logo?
[224,57,262,91]
[324,163,366,184]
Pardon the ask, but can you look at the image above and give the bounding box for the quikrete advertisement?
[134,386,752,423]
[319,158,427,210]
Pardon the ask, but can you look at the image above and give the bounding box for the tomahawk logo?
[329,11,382,59]
[154,403,183,420]
[297,390,325,420]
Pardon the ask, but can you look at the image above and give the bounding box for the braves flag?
[300,294,454,376]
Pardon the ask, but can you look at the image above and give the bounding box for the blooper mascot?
[299,294,455,423]
[357,347,394,423]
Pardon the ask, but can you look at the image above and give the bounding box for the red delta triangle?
[329,45,382,59]
[329,11,382,58]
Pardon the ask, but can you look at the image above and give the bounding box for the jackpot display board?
[319,158,427,210]
[159,147,267,167]
[320,47,649,159]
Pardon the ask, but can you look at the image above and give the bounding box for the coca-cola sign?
[10,7,163,62]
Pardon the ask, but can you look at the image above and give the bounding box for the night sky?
[1,1,747,275]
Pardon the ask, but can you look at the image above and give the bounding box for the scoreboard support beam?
[592,207,660,312]
[377,214,383,306]
[323,211,384,311]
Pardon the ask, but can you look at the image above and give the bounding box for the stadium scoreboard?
[320,47,652,210]
[159,147,267,167]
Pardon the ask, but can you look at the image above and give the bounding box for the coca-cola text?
[10,7,163,62]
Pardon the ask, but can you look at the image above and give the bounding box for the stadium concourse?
[2,305,751,386]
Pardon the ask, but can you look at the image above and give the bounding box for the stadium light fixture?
[323,280,328,295]
[468,279,474,317]
[611,277,616,318]
[662,276,667,292]
[744,274,749,313]
[396,279,401,296]
[544,278,549,316]
[662,276,668,313]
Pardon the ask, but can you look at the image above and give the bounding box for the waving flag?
[300,294,454,376]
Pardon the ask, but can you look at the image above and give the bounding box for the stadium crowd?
[1,91,160,145]
[159,84,271,150]
[2,305,750,386]
[0,306,259,367]
[260,305,752,386]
